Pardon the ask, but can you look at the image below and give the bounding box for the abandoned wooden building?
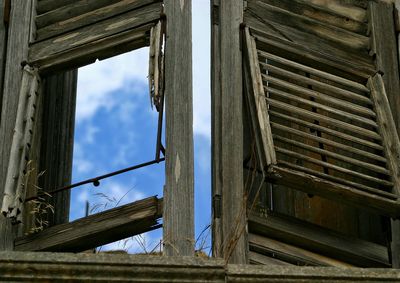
[2,0,400,281]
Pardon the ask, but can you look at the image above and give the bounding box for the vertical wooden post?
[212,0,247,264]
[370,1,400,269]
[0,0,33,250]
[39,70,77,226]
[163,0,194,256]
[0,0,7,116]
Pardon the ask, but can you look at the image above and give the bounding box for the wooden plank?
[244,28,276,166]
[249,251,293,266]
[249,233,354,267]
[0,0,34,250]
[308,0,367,21]
[261,65,372,105]
[269,110,383,151]
[246,0,370,51]
[36,0,76,15]
[35,0,159,42]
[268,99,382,140]
[249,0,368,34]
[277,160,397,200]
[269,165,400,217]
[211,0,223,259]
[368,75,400,195]
[257,50,369,93]
[0,0,7,118]
[369,1,400,130]
[15,196,162,252]
[271,122,386,163]
[275,147,393,187]
[38,70,77,226]
[163,0,194,256]
[251,27,375,79]
[267,88,377,128]
[262,75,374,119]
[248,212,390,267]
[274,135,389,175]
[217,0,247,264]
[30,24,151,73]
[30,3,161,65]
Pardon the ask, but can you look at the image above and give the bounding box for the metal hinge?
[3,0,11,27]
[213,194,221,219]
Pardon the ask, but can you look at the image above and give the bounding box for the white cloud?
[73,143,94,174]
[192,1,211,139]
[76,48,149,122]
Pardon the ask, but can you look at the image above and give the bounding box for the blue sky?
[70,1,211,253]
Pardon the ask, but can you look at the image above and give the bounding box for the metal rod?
[25,158,165,202]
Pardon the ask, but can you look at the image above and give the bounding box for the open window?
[1,0,166,252]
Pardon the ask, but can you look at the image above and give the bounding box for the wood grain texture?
[369,1,400,129]
[29,2,161,68]
[0,0,7,119]
[218,0,247,264]
[15,196,162,252]
[0,0,34,251]
[38,70,77,226]
[35,0,159,41]
[248,213,390,267]
[246,0,369,51]
[249,233,354,267]
[163,0,194,256]
[269,165,400,217]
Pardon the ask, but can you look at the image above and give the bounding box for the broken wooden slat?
[268,99,381,140]
[246,0,369,51]
[35,0,160,42]
[269,165,399,217]
[14,196,162,252]
[30,24,151,73]
[249,0,368,34]
[148,21,163,108]
[269,110,383,151]
[249,233,354,267]
[252,27,375,78]
[248,213,390,267]
[271,122,386,163]
[29,2,161,67]
[308,0,367,21]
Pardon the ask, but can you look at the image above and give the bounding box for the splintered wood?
[1,66,40,224]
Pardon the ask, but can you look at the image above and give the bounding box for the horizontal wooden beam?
[248,212,390,267]
[269,165,400,217]
[14,196,162,252]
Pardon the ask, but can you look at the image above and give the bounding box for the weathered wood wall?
[0,0,7,117]
[38,70,77,226]
[163,0,194,256]
[212,0,248,263]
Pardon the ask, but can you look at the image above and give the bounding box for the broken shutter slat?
[1,66,40,223]
[149,20,163,109]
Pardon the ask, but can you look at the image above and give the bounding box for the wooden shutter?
[1,66,40,223]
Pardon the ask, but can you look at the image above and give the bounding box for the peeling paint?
[175,154,181,183]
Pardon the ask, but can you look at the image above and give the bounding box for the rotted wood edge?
[14,196,162,252]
